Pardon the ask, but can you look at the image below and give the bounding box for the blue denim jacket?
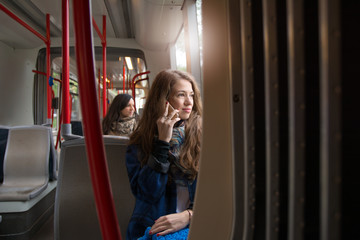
[125,144,197,240]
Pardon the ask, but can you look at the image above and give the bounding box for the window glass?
[196,0,203,67]
[37,47,148,134]
[175,28,187,71]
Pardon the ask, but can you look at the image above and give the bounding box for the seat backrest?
[55,135,134,240]
[71,121,83,136]
[0,125,57,182]
[0,126,10,183]
[0,125,50,200]
[48,128,58,180]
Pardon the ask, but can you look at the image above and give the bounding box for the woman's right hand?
[156,102,180,142]
[149,211,190,236]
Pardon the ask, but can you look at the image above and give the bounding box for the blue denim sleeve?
[126,144,170,203]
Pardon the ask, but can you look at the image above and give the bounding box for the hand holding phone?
[157,101,180,142]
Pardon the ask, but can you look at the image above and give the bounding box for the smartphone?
[168,102,176,115]
[167,102,178,120]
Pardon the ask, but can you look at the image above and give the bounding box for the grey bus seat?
[0,125,57,183]
[0,125,50,201]
[54,135,135,240]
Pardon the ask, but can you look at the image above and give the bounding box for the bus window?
[69,79,81,121]
[175,28,187,71]
[35,47,148,125]
[97,55,148,115]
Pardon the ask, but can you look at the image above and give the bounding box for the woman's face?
[120,98,135,118]
[168,79,194,120]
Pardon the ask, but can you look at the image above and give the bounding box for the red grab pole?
[72,1,121,240]
[0,4,47,43]
[131,71,150,111]
[46,14,52,123]
[98,68,101,113]
[0,4,52,123]
[123,61,126,93]
[131,71,150,99]
[92,17,104,42]
[62,0,70,124]
[102,15,107,117]
[32,70,61,83]
[92,15,107,117]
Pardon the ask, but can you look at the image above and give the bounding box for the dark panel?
[251,0,266,239]
[263,0,280,238]
[319,0,341,239]
[276,0,289,239]
[229,0,246,238]
[240,0,258,239]
[340,1,360,239]
[287,0,306,239]
[304,0,320,239]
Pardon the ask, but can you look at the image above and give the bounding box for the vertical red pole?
[102,15,107,117]
[62,0,70,124]
[51,90,55,127]
[126,73,129,93]
[46,14,52,123]
[98,68,101,113]
[129,75,132,92]
[72,1,122,239]
[123,61,125,93]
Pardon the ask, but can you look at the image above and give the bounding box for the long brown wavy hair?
[129,69,202,179]
[102,94,133,134]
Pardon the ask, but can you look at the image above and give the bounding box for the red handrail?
[92,17,104,43]
[51,89,55,128]
[123,61,126,93]
[0,4,52,124]
[46,14,51,122]
[32,70,62,83]
[92,15,107,117]
[131,71,150,96]
[131,71,150,111]
[98,68,101,113]
[0,3,47,43]
[102,17,107,117]
[62,0,70,124]
[72,1,121,240]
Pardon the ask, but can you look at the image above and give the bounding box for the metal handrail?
[72,1,121,239]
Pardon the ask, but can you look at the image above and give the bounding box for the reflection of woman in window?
[102,94,137,136]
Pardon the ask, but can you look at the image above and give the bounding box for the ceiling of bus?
[0,0,185,50]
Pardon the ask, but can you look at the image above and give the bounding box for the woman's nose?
[184,97,192,105]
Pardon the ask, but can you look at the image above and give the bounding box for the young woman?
[126,70,202,239]
[102,94,137,136]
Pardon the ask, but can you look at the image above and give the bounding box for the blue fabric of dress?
[138,227,189,240]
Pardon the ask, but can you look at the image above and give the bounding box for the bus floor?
[30,214,54,240]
